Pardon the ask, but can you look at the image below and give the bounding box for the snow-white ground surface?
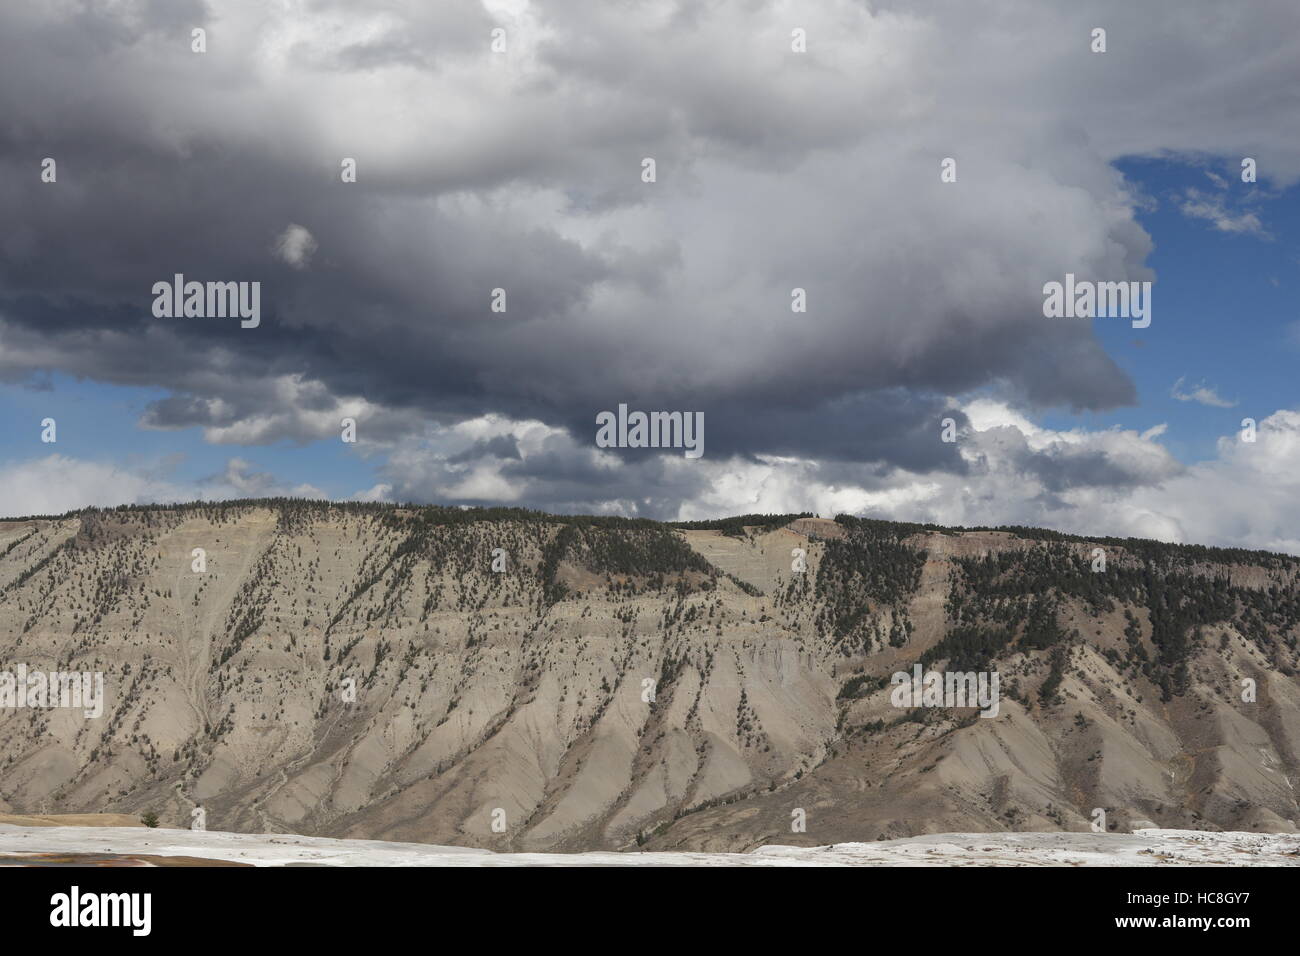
[1,825,1298,866]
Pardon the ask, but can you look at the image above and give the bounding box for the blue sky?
[1042,157,1297,462]
[0,374,375,506]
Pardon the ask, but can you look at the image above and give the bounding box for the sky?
[1,0,1298,552]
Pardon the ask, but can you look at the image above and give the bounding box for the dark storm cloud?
[968,422,1185,493]
[446,435,522,464]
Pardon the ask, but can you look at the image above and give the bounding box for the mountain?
[1,500,1297,851]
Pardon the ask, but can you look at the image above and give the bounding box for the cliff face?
[1,502,1297,850]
